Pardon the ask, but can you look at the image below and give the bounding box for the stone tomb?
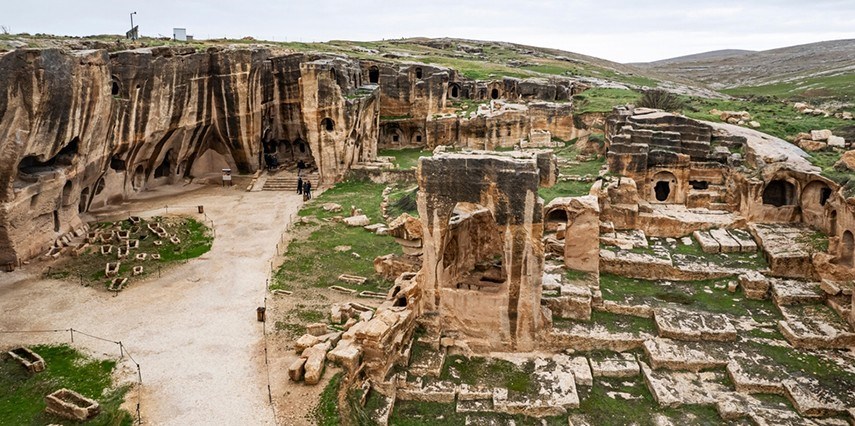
[7,347,46,373]
[44,388,100,421]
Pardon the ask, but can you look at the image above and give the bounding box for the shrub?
[637,89,685,112]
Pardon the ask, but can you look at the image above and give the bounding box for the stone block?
[44,389,100,421]
[288,358,306,381]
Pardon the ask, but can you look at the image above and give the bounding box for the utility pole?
[130,11,137,40]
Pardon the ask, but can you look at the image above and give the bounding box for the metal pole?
[130,12,136,40]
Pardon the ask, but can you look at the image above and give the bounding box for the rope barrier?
[1,327,144,424]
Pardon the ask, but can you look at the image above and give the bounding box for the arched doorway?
[414,67,423,79]
[491,88,500,100]
[449,83,460,99]
[762,180,796,207]
[651,171,677,203]
[78,187,90,213]
[133,165,146,190]
[841,230,854,267]
[368,66,379,84]
[61,181,73,205]
[154,149,174,178]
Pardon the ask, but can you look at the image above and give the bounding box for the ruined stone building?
[0,46,587,267]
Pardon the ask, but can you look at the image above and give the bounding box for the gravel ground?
[0,184,303,425]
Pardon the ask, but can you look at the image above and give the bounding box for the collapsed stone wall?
[0,46,380,266]
[602,105,855,274]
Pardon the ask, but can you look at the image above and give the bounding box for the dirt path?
[0,185,303,425]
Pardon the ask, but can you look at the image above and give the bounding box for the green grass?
[313,372,342,426]
[440,355,534,393]
[272,180,401,292]
[723,73,855,103]
[578,377,727,425]
[44,217,212,289]
[598,273,781,323]
[0,344,132,425]
[554,310,657,335]
[378,148,433,170]
[573,88,640,114]
[680,96,852,142]
[539,180,595,203]
[390,400,566,426]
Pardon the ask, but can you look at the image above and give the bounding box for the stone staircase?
[262,171,319,192]
[688,183,729,210]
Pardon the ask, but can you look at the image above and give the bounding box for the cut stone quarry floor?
[0,184,303,425]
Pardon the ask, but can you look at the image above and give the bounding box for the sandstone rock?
[303,342,331,385]
[739,271,770,299]
[322,203,342,212]
[811,129,832,141]
[835,150,855,171]
[288,358,306,381]
[827,135,846,148]
[306,323,328,337]
[343,215,370,227]
[295,334,320,354]
[749,121,761,128]
[568,356,593,386]
[798,139,827,152]
[590,352,639,377]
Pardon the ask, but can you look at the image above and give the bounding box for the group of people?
[297,176,312,200]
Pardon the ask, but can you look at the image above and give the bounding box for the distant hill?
[638,49,755,67]
[634,39,855,100]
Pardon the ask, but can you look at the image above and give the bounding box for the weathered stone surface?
[44,389,100,421]
[288,358,307,381]
[709,228,741,253]
[568,356,593,386]
[640,362,730,408]
[739,271,770,299]
[590,352,639,378]
[303,342,331,385]
[343,215,371,227]
[643,338,727,371]
[770,279,824,306]
[7,347,46,373]
[750,223,816,279]
[654,308,737,342]
[778,304,855,349]
[295,334,321,354]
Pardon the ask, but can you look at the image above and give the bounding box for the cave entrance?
[841,230,854,268]
[154,150,174,178]
[78,187,90,213]
[274,139,316,171]
[689,180,709,190]
[415,67,423,79]
[321,118,335,132]
[546,209,568,225]
[820,187,832,206]
[443,203,505,291]
[53,210,60,233]
[762,180,796,207]
[133,165,146,190]
[654,182,670,202]
[18,138,79,177]
[368,66,379,84]
[491,88,500,100]
[449,83,460,98]
[652,171,677,203]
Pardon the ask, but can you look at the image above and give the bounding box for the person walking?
[304,180,312,201]
[297,176,303,195]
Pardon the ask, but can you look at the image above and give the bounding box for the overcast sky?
[4,0,855,63]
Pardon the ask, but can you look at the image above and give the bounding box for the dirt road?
[0,185,302,425]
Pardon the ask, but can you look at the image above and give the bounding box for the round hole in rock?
[321,118,335,132]
[491,88,500,99]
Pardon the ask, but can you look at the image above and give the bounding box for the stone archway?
[651,171,677,203]
[762,179,797,207]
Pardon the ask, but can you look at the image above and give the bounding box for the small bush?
[637,89,685,112]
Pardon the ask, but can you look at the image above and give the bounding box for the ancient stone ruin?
[44,388,101,421]
[2,37,854,425]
